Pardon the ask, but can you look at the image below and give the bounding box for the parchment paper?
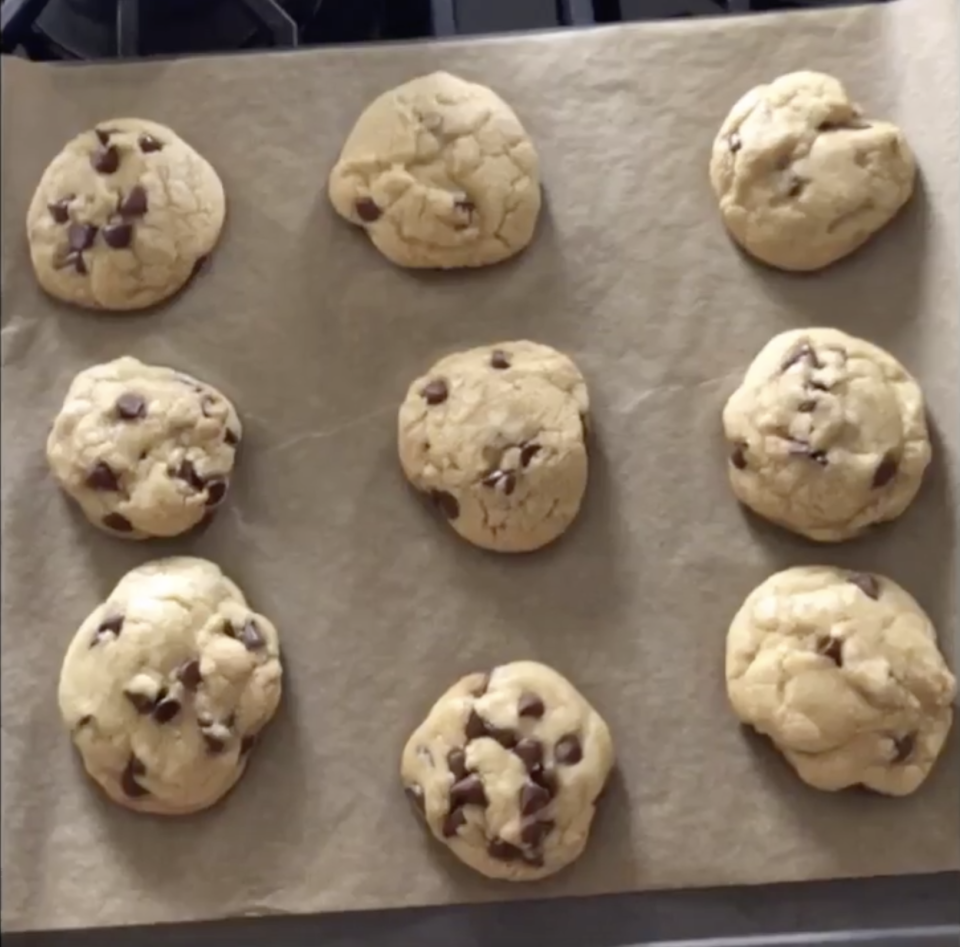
[2,0,958,933]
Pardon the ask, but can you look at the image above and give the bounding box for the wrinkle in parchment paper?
[1,0,958,934]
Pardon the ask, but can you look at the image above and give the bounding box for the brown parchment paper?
[2,0,958,933]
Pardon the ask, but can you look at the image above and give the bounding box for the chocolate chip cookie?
[709,71,916,271]
[329,71,541,269]
[47,356,242,539]
[398,341,589,553]
[723,328,930,542]
[727,566,956,796]
[58,557,283,815]
[401,661,614,880]
[27,118,225,310]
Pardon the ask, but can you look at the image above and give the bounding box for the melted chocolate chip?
[119,185,148,217]
[115,392,146,420]
[204,479,228,507]
[520,444,541,467]
[405,784,426,815]
[449,773,487,808]
[48,198,72,223]
[175,459,205,490]
[520,782,551,816]
[728,133,742,153]
[730,444,748,470]
[234,618,265,651]
[872,455,899,488]
[239,734,257,756]
[429,489,460,520]
[892,733,915,764]
[94,128,113,145]
[103,222,133,249]
[490,349,511,370]
[68,222,97,252]
[818,636,844,666]
[487,838,524,862]
[203,732,227,754]
[87,462,120,491]
[530,766,558,797]
[103,512,134,532]
[514,738,544,772]
[421,379,448,405]
[124,690,155,714]
[518,692,545,719]
[139,134,163,153]
[177,659,202,691]
[120,755,149,797]
[849,572,880,600]
[442,806,467,836]
[355,198,381,222]
[447,748,468,781]
[554,734,583,766]
[153,698,181,724]
[91,145,120,175]
[520,818,555,847]
[68,252,88,275]
[225,429,240,447]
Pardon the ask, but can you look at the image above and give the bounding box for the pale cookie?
[329,71,541,269]
[401,661,614,881]
[398,341,589,553]
[58,558,283,815]
[27,118,225,310]
[727,566,956,796]
[709,71,916,271]
[723,328,930,542]
[47,356,242,539]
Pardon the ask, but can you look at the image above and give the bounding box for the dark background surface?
[1,1,956,945]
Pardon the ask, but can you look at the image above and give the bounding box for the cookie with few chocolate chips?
[58,557,282,815]
[47,356,242,539]
[26,118,224,310]
[398,341,589,553]
[722,328,930,542]
[401,661,614,881]
[726,566,955,796]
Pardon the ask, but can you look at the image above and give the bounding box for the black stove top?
[1,0,894,61]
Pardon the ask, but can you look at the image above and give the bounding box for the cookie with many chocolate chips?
[329,72,541,269]
[26,118,224,310]
[709,71,915,271]
[58,557,282,815]
[401,661,614,881]
[722,328,930,542]
[47,356,242,539]
[398,341,589,553]
[726,566,955,796]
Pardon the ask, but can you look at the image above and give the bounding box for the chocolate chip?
[520,444,541,467]
[469,716,518,749]
[514,738,544,772]
[203,732,227,754]
[103,222,133,249]
[781,343,820,372]
[119,185,148,217]
[449,774,487,808]
[490,349,511,370]
[447,748,468,781]
[555,734,583,766]
[204,479,228,507]
[86,462,119,491]
[798,399,817,413]
[530,766,558,797]
[115,392,146,420]
[465,709,487,741]
[175,459,205,490]
[849,572,880,600]
[120,755,149,797]
[68,252,88,275]
[520,782,551,816]
[405,784,426,816]
[729,133,742,153]
[91,145,120,174]
[355,197,381,222]
[429,489,460,520]
[730,444,748,470]
[124,690,155,714]
[103,512,134,532]
[153,698,181,724]
[892,733,915,764]
[68,222,97,252]
[94,127,113,145]
[139,134,163,153]
[520,818,554,847]
[177,659,202,691]
[443,807,468,837]
[421,379,448,405]
[873,455,898,488]
[225,429,240,447]
[818,636,844,666]
[237,619,265,651]
[48,198,71,223]
[240,734,257,756]
[518,692,545,719]
[487,838,524,862]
